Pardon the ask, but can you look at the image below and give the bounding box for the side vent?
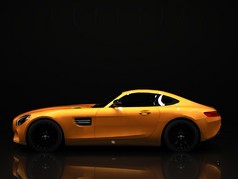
[74,117,92,126]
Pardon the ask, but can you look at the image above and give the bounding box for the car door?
[94,93,159,139]
[94,107,124,138]
[117,106,159,137]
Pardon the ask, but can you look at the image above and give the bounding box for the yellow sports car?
[12,89,221,152]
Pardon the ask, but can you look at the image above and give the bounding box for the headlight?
[16,115,30,126]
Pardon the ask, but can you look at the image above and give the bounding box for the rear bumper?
[200,116,222,141]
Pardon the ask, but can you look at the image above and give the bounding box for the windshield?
[93,92,121,108]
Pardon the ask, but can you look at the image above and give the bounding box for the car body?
[12,89,221,152]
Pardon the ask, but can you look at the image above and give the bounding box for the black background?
[1,0,238,178]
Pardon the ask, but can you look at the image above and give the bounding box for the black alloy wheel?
[163,120,199,152]
[27,119,63,152]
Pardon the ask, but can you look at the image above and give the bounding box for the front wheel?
[163,120,199,152]
[27,119,63,152]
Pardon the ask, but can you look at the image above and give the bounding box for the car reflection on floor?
[12,148,221,179]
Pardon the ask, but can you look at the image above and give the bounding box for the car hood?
[19,104,96,115]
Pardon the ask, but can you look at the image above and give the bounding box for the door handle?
[139,111,151,116]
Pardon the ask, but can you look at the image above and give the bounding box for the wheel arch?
[26,117,65,146]
[161,117,201,147]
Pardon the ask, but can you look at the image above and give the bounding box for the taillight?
[204,111,220,117]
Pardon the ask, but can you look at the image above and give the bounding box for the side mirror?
[112,99,122,107]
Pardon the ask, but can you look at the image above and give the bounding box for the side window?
[119,93,156,107]
[155,94,179,106]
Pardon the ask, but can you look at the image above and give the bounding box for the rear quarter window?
[160,95,179,106]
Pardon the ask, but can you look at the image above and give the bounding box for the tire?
[163,120,199,152]
[27,119,63,152]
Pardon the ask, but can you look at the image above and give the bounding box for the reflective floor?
[1,128,237,179]
[12,147,221,179]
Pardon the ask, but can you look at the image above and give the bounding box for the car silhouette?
[12,89,221,152]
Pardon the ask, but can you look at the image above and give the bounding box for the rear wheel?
[163,120,199,152]
[27,119,63,152]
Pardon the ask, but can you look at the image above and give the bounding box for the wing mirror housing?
[112,99,122,107]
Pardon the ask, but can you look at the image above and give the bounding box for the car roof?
[122,89,168,94]
[121,89,185,100]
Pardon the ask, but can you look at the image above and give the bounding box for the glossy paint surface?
[12,89,221,147]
